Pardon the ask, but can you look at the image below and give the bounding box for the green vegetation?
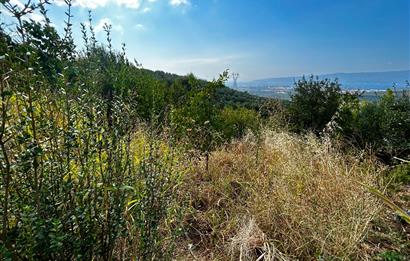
[289,76,344,133]
[0,1,409,260]
[334,89,410,162]
[288,76,410,163]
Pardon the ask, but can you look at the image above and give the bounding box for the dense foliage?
[289,76,344,133]
[288,76,410,162]
[0,1,188,259]
[333,89,410,162]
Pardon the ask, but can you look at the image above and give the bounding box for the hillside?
[140,68,269,110]
[1,1,409,261]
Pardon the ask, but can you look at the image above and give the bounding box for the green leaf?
[359,182,410,224]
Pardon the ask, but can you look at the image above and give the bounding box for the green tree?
[289,76,342,133]
[171,72,228,171]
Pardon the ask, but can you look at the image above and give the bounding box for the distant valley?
[230,70,410,99]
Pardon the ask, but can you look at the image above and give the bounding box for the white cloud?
[1,1,58,27]
[95,18,124,34]
[169,0,190,6]
[4,0,39,15]
[55,0,110,9]
[116,0,141,9]
[135,23,145,30]
[55,0,155,9]
[26,13,45,23]
[52,0,189,13]
[95,18,111,33]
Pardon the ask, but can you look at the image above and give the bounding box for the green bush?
[217,106,260,141]
[289,76,343,133]
[334,89,410,162]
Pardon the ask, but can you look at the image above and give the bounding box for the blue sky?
[2,0,410,80]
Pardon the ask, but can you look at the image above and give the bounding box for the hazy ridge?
[232,70,409,93]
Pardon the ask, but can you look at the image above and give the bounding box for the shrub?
[217,106,260,141]
[124,142,187,260]
[170,72,228,170]
[333,89,410,162]
[289,76,343,133]
[0,2,186,259]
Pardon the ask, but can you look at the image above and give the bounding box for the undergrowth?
[181,131,383,260]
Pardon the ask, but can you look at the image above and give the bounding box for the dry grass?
[229,218,288,261]
[180,130,382,260]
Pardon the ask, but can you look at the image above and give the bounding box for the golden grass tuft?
[229,218,289,261]
[181,130,382,260]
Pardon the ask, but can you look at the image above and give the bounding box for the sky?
[2,0,410,81]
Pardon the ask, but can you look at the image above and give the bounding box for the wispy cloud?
[166,55,243,66]
[147,55,244,80]
[55,0,110,9]
[53,0,188,10]
[2,0,50,24]
[169,0,190,7]
[26,13,45,23]
[117,0,141,9]
[7,0,151,11]
[135,24,145,31]
[55,0,150,9]
[95,18,124,34]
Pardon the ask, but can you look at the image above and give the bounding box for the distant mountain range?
[231,70,410,98]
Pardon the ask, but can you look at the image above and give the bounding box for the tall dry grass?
[181,131,382,260]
